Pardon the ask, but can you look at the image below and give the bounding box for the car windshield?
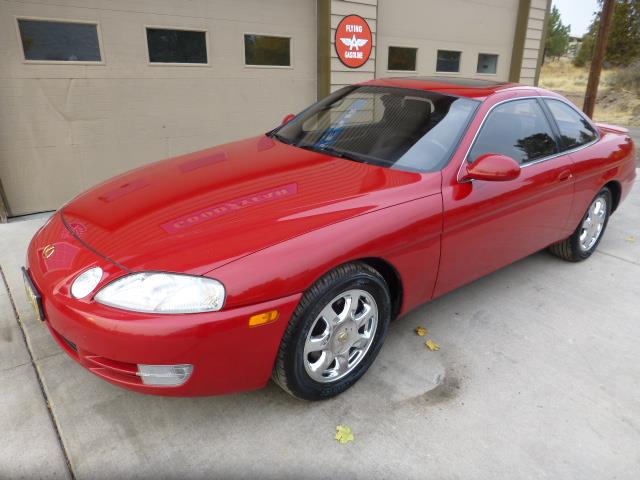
[272,85,479,172]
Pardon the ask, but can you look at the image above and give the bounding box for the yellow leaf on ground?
[425,339,441,351]
[626,235,636,243]
[335,425,354,444]
[415,326,428,337]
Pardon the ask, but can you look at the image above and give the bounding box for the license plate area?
[22,267,45,322]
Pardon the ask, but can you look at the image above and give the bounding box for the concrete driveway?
[1,179,639,479]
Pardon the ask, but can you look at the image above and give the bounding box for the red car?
[24,77,636,400]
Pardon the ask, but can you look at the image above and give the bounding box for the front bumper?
[26,212,301,396]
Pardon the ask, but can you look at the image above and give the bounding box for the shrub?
[610,62,640,94]
[573,35,594,68]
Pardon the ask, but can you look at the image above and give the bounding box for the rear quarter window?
[544,99,597,150]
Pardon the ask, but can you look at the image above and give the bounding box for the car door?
[541,97,602,230]
[434,96,576,298]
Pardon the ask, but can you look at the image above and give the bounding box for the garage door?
[0,0,316,216]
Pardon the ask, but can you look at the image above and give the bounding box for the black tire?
[273,262,391,400]
[548,187,612,262]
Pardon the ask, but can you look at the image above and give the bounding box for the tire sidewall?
[285,269,391,400]
[571,188,612,260]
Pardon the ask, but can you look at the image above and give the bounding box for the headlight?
[94,272,225,314]
[71,267,103,299]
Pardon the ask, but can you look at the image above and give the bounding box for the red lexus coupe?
[24,77,636,400]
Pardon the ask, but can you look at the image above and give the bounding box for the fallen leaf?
[335,424,354,444]
[415,326,428,337]
[425,339,441,351]
[626,235,636,243]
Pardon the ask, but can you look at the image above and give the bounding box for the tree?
[545,5,571,60]
[574,0,640,67]
[574,32,595,67]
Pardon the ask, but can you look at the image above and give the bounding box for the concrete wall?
[375,0,520,81]
[0,0,317,215]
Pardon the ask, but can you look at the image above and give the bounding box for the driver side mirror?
[463,153,521,182]
[281,113,296,125]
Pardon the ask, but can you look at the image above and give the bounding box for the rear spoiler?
[595,122,629,135]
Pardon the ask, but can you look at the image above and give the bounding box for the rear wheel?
[273,263,391,400]
[548,187,611,262]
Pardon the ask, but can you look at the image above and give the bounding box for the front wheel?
[548,187,612,262]
[273,263,391,400]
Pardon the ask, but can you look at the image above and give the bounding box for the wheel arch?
[603,180,622,212]
[356,257,404,321]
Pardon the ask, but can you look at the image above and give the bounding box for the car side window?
[544,99,597,150]
[469,99,558,164]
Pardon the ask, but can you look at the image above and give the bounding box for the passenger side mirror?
[281,113,296,125]
[463,153,521,182]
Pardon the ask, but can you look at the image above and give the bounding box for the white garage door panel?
[0,0,316,216]
[375,0,517,80]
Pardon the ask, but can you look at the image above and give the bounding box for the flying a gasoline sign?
[335,15,372,68]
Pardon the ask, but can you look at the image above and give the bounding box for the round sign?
[335,15,373,69]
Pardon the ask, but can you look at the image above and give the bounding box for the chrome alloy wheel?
[303,289,378,383]
[579,194,608,252]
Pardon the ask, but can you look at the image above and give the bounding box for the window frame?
[460,96,601,180]
[144,25,210,67]
[243,32,293,69]
[15,16,105,65]
[476,53,499,76]
[386,45,418,73]
[435,49,462,74]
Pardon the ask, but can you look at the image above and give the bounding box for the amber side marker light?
[249,310,279,327]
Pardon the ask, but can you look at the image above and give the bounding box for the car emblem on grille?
[42,244,55,259]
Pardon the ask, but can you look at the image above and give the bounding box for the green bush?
[573,0,640,68]
[610,62,640,94]
[573,35,594,67]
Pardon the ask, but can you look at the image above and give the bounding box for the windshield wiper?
[296,143,370,164]
[268,131,293,145]
[296,143,343,157]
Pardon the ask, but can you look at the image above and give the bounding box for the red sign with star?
[335,15,373,69]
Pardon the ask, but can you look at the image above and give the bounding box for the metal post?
[583,0,616,118]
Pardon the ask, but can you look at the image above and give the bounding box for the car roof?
[360,76,521,100]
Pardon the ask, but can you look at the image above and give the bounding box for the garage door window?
[244,34,291,67]
[477,53,498,74]
[146,28,208,64]
[17,18,101,62]
[388,47,417,71]
[436,50,461,73]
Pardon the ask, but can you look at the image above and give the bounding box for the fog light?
[137,364,193,386]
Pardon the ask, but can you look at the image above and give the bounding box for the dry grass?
[539,59,640,126]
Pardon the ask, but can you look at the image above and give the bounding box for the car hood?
[61,136,437,274]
